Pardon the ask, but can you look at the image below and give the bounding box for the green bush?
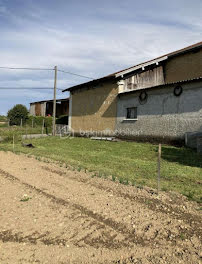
[7,104,28,126]
[56,115,69,125]
[27,116,53,132]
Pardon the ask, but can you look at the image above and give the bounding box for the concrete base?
[22,134,50,139]
[56,125,69,136]
[185,132,202,149]
[91,137,117,142]
[197,136,202,154]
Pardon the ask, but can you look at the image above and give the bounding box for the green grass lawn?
[0,126,50,141]
[0,136,201,202]
[0,123,7,128]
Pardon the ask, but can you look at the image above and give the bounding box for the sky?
[0,0,202,115]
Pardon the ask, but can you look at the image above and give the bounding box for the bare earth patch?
[0,151,201,264]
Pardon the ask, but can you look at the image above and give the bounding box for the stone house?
[63,41,202,143]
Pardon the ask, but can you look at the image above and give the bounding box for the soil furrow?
[41,165,202,236]
[0,152,201,264]
[0,168,147,247]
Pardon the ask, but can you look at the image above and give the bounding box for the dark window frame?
[126,107,137,119]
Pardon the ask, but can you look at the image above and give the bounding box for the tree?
[7,104,29,126]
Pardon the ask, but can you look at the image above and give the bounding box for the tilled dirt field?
[0,151,201,264]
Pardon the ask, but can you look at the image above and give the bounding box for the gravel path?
[0,151,201,263]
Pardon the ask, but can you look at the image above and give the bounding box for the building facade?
[63,41,202,143]
[116,80,202,143]
[68,77,118,135]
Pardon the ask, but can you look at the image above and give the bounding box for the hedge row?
[27,115,68,127]
[27,116,53,127]
[8,115,69,127]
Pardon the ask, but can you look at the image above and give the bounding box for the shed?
[30,98,69,118]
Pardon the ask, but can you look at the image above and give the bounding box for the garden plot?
[0,151,201,264]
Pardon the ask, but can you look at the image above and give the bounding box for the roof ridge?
[114,41,202,76]
[63,41,202,92]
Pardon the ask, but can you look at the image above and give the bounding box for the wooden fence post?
[157,144,161,195]
[26,125,27,139]
[42,119,45,135]
[13,134,15,152]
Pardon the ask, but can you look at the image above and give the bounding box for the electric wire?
[0,67,53,71]
[52,69,93,80]
[0,66,94,79]
[0,87,63,90]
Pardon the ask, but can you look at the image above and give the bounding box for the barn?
[29,98,69,118]
[63,41,202,144]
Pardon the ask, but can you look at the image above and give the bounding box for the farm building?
[66,75,117,134]
[30,98,69,118]
[63,41,202,143]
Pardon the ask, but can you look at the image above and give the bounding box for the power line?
[0,66,53,71]
[0,87,63,90]
[0,66,94,79]
[58,69,94,80]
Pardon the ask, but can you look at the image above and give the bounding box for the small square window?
[126,107,137,119]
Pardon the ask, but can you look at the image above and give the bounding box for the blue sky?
[0,0,202,115]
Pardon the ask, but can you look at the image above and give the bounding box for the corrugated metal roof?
[115,41,202,77]
[30,97,69,104]
[63,41,202,92]
[63,75,114,92]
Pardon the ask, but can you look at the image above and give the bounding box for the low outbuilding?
[29,98,69,118]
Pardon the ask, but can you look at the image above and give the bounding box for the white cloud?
[1,20,201,75]
[0,0,201,114]
[0,5,6,14]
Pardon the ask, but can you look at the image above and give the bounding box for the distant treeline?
[0,115,7,122]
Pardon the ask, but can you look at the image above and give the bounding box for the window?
[126,107,137,119]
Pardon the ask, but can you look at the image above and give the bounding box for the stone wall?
[116,81,202,142]
[197,136,202,154]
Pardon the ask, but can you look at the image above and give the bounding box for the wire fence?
[0,117,51,142]
[0,117,69,143]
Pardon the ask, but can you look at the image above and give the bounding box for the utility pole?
[52,66,57,136]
